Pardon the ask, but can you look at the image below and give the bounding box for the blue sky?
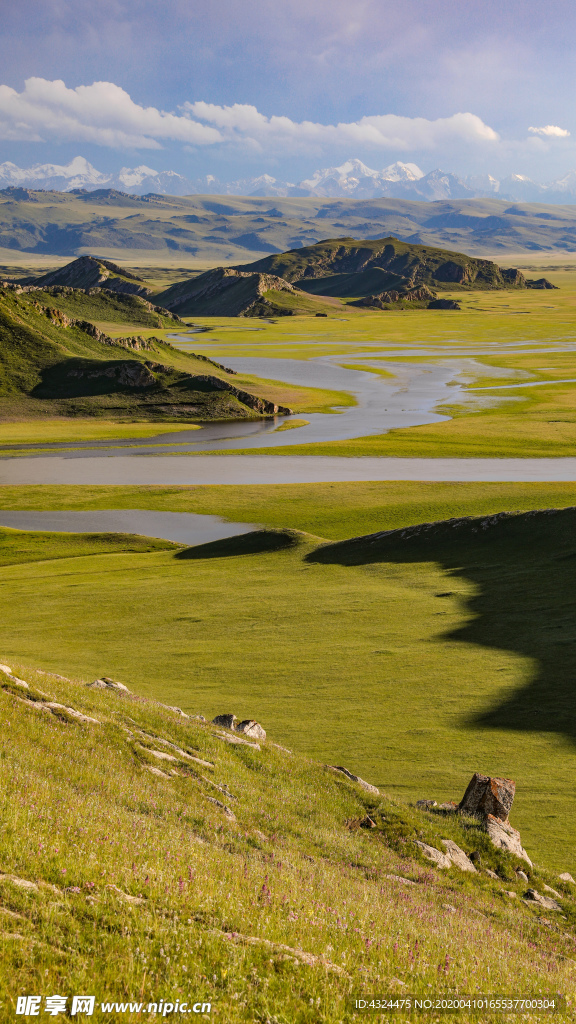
[1,0,575,181]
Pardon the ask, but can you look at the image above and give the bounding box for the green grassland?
[177,274,576,457]
[2,483,576,875]
[2,652,575,1022]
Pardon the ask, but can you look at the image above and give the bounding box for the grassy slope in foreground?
[1,651,575,1021]
[2,502,576,870]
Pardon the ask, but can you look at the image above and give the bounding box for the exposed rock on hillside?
[158,266,299,317]
[459,771,515,822]
[236,236,527,294]
[31,255,151,296]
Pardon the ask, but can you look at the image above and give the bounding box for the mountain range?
[3,156,576,204]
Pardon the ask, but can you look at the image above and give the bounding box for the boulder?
[236,719,266,741]
[559,872,575,884]
[441,839,477,873]
[485,868,499,880]
[458,772,515,822]
[88,677,130,693]
[328,766,380,795]
[212,714,237,730]
[523,889,562,912]
[543,883,562,898]
[414,841,451,869]
[516,869,529,882]
[485,814,532,866]
[0,664,12,674]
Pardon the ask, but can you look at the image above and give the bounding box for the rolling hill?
[31,254,152,295]
[156,235,527,315]
[3,189,576,264]
[0,285,290,421]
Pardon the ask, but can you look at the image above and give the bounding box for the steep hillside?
[0,286,290,421]
[0,639,574,1020]
[31,255,151,296]
[236,235,525,292]
[158,266,333,317]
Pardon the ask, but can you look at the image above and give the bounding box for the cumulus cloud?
[528,124,570,137]
[0,77,500,156]
[186,102,499,152]
[0,78,222,149]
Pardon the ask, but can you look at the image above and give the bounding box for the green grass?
[2,653,575,1021]
[0,420,201,444]
[2,492,576,874]
[177,284,576,457]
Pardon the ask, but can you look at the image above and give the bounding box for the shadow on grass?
[175,528,304,560]
[306,507,576,742]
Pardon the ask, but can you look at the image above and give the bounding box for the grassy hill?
[158,266,337,317]
[0,286,291,421]
[1,626,575,1019]
[30,255,151,296]
[235,236,524,294]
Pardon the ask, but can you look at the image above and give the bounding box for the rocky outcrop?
[355,284,435,307]
[186,374,291,416]
[458,772,515,822]
[441,839,477,873]
[236,719,266,741]
[415,841,452,869]
[485,815,532,866]
[157,267,297,317]
[88,677,131,693]
[31,255,152,296]
[523,888,562,911]
[67,360,157,388]
[328,765,380,795]
[526,277,557,289]
[212,714,237,729]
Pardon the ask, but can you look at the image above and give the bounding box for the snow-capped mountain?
[3,155,576,203]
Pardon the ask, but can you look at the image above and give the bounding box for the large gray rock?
[486,814,532,866]
[559,872,575,884]
[458,772,515,822]
[441,839,477,873]
[523,889,562,912]
[212,714,237,730]
[414,841,451,869]
[236,719,266,741]
[328,765,379,795]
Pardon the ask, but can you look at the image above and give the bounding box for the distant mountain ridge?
[4,155,576,203]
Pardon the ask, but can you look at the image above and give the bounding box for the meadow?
[2,480,576,874]
[2,654,575,1022]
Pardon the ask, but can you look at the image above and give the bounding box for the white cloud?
[185,102,499,152]
[0,78,222,149]
[528,124,570,138]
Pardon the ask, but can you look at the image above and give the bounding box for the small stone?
[442,903,457,913]
[87,677,130,693]
[437,801,458,812]
[543,884,562,898]
[485,814,532,866]
[416,799,437,810]
[384,874,417,887]
[157,703,190,718]
[328,766,379,795]
[45,702,99,724]
[106,885,145,906]
[458,772,515,822]
[414,841,451,869]
[204,796,236,821]
[485,868,499,880]
[504,890,518,898]
[559,872,575,884]
[2,673,29,690]
[516,869,529,882]
[236,719,266,741]
[360,816,377,829]
[523,889,562,911]
[215,732,260,750]
[441,839,477,873]
[0,664,12,675]
[212,714,237,730]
